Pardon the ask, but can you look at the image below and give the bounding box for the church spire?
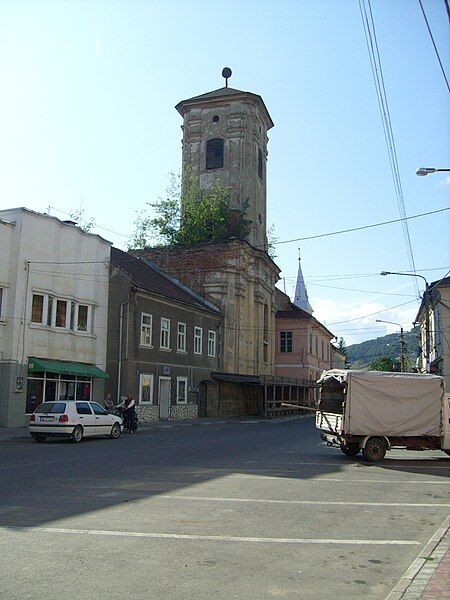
[293,249,313,314]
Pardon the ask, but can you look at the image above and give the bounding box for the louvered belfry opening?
[206,138,224,170]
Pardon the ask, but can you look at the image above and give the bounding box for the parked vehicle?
[114,407,138,434]
[316,370,450,462]
[29,401,123,443]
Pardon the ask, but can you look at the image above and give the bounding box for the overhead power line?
[417,0,450,93]
[359,0,420,296]
[274,206,449,245]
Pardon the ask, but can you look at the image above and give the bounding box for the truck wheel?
[341,443,360,457]
[362,437,387,462]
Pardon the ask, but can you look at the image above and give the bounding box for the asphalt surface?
[0,417,449,599]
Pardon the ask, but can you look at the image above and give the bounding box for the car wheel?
[340,443,360,457]
[362,437,387,462]
[110,423,121,439]
[34,434,47,443]
[71,425,83,443]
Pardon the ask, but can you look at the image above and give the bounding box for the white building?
[0,208,111,427]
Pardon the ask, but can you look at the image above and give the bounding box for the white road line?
[159,495,450,508]
[244,461,450,470]
[0,526,420,546]
[232,474,450,484]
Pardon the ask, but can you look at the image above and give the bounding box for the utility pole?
[376,319,407,372]
[399,326,407,373]
[423,282,431,374]
[380,272,431,373]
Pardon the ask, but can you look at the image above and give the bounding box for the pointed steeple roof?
[293,250,313,314]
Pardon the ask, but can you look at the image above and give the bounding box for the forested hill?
[347,327,420,369]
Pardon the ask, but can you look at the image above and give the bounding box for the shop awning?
[28,358,109,379]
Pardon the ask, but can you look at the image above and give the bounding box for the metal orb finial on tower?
[222,67,232,87]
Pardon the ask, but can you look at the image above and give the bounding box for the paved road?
[0,417,449,599]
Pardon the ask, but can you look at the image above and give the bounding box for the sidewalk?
[387,517,450,600]
[0,414,307,442]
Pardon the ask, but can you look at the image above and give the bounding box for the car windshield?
[35,402,67,414]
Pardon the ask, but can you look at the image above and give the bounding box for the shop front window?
[26,372,93,413]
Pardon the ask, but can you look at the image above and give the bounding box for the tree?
[369,356,395,372]
[68,208,96,232]
[129,171,251,249]
[267,224,278,261]
[337,337,350,368]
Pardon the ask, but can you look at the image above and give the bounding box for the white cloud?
[438,176,450,186]
[313,297,418,345]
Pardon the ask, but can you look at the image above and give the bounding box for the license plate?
[40,416,54,422]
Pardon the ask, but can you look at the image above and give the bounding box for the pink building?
[274,255,334,403]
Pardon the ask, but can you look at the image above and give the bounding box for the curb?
[385,515,450,600]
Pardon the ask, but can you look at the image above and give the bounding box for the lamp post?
[415,167,450,176]
[380,271,430,373]
[376,319,407,372]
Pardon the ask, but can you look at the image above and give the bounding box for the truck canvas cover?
[318,370,444,437]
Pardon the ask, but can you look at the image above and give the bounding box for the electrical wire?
[359,0,420,296]
[417,0,450,93]
[274,206,449,245]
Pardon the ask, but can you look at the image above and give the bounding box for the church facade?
[135,76,281,415]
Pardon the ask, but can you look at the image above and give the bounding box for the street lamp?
[380,271,430,373]
[415,167,450,176]
[376,319,407,372]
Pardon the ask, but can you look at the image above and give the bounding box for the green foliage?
[337,337,349,368]
[129,172,251,249]
[267,224,278,260]
[68,208,96,232]
[347,327,419,370]
[369,356,395,371]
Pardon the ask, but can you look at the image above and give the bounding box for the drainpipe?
[117,290,136,403]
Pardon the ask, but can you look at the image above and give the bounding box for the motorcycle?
[114,407,138,434]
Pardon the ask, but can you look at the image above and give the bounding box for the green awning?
[28,358,109,379]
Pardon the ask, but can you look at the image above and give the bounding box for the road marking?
[159,494,450,508]
[0,526,420,546]
[232,474,450,484]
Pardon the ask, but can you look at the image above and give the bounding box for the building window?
[139,374,154,404]
[280,331,292,353]
[26,373,92,414]
[309,333,313,354]
[208,330,216,357]
[258,147,263,181]
[321,340,325,359]
[177,322,186,352]
[315,336,318,356]
[0,287,3,319]
[176,376,187,404]
[206,138,224,170]
[194,326,203,355]
[160,318,171,349]
[140,313,152,346]
[263,304,269,363]
[77,304,89,332]
[31,294,44,323]
[55,300,68,328]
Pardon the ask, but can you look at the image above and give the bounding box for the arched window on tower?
[258,147,263,181]
[206,138,224,170]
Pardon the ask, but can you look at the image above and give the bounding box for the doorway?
[158,377,171,420]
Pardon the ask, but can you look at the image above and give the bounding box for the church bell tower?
[175,68,274,251]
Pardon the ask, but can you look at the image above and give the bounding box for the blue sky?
[1,0,448,346]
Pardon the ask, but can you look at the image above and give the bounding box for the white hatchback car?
[29,400,123,443]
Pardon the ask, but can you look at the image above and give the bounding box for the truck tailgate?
[316,411,343,433]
